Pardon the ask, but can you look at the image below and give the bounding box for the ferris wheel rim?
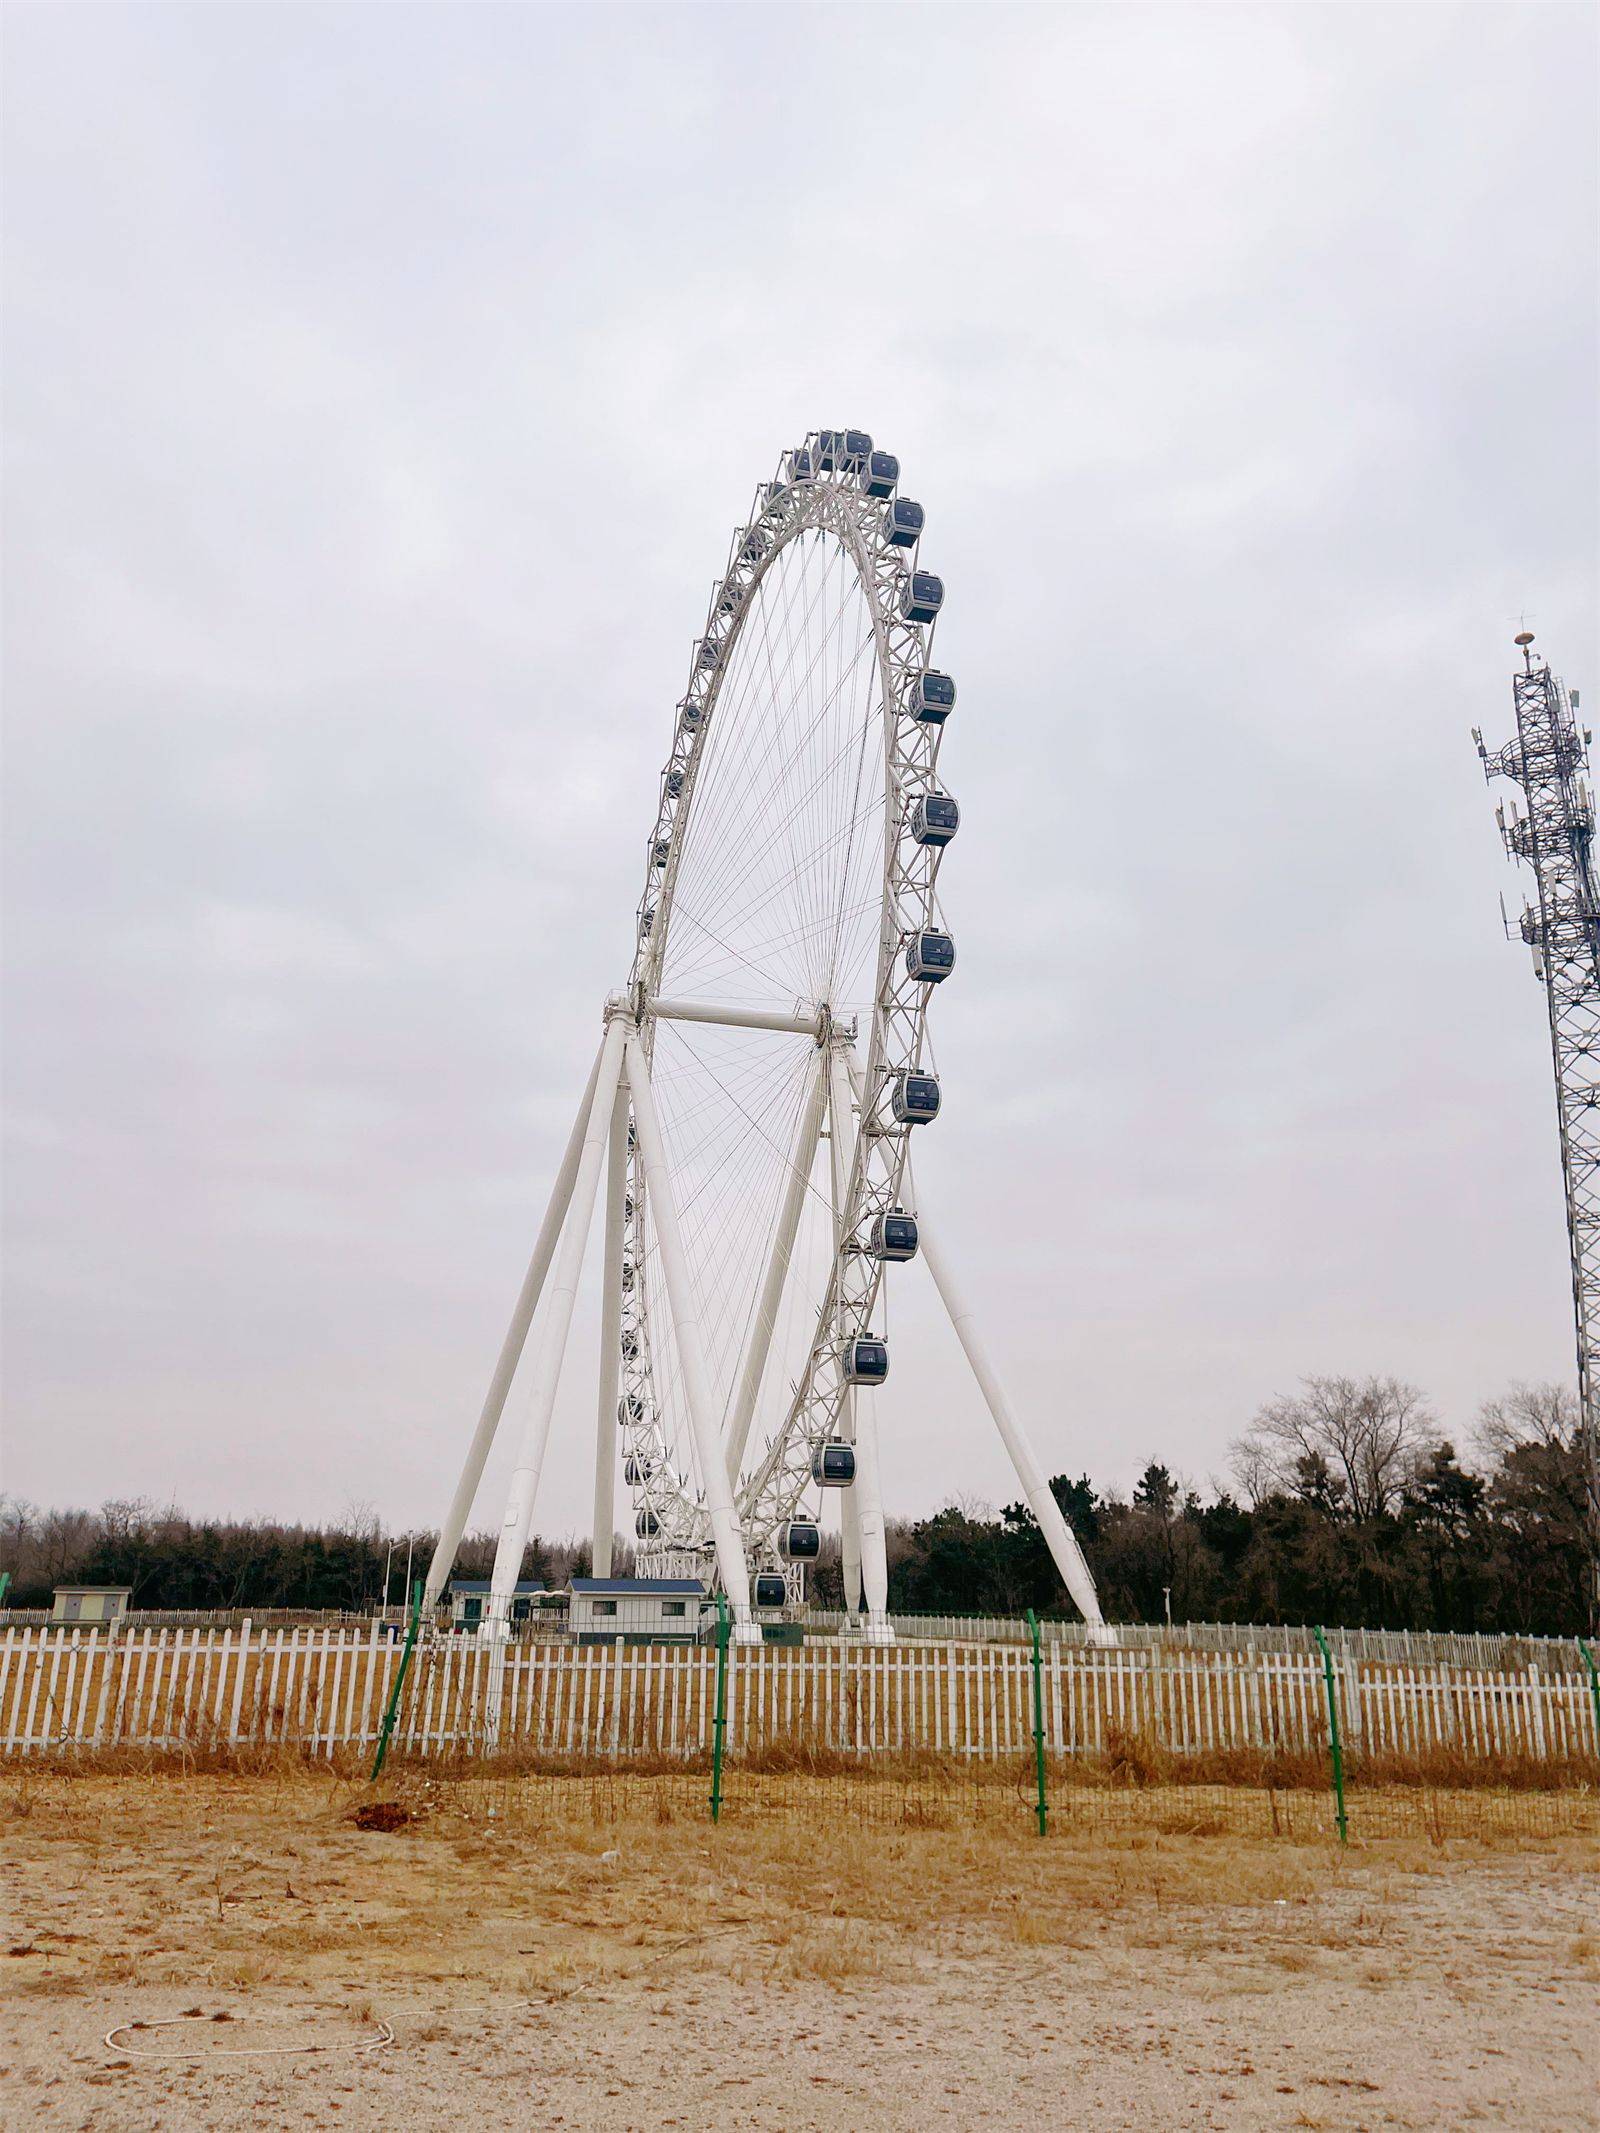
[614,435,953,1576]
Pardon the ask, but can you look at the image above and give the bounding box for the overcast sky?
[4,3,1597,1548]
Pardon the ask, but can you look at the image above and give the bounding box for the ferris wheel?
[423,432,1104,1644]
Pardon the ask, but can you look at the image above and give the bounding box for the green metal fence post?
[1580,1639,1600,1761]
[370,1580,423,1783]
[0,1571,11,1608]
[710,1590,731,1824]
[1311,1624,1348,1846]
[1026,1608,1048,1837]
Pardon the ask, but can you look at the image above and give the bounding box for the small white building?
[52,1586,131,1625]
[568,1577,706,1643]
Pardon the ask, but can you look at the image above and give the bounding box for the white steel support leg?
[591,1084,630,1579]
[841,1462,864,1616]
[624,1031,759,1642]
[488,1015,629,1623]
[826,1045,866,1622]
[853,1385,892,1644]
[724,1055,827,1487]
[829,1044,890,1638]
[422,1037,606,1615]
[906,1158,1108,1636]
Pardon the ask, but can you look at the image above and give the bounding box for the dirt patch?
[0,1770,1595,2132]
[349,1800,416,1834]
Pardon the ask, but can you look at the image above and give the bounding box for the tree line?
[3,1377,1594,1635]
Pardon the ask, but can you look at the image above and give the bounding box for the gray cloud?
[4,3,1596,1538]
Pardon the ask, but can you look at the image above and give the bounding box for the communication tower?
[1475,632,1600,1629]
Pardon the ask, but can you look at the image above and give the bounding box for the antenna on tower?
[1476,636,1600,1631]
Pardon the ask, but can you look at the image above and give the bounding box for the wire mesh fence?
[344,1758,1598,1850]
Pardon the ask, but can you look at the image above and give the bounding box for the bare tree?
[36,1507,99,1587]
[1476,1381,1578,1460]
[340,1497,382,1542]
[1232,1375,1439,1521]
[1230,1439,1276,1512]
[0,1497,46,1595]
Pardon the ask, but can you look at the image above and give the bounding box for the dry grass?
[3,1763,1595,2009]
[19,1729,1600,1799]
[3,1768,1596,2132]
[0,1764,1304,2002]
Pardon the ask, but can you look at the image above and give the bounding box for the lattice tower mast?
[1475,631,1600,1630]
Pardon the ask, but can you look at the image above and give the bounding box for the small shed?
[52,1586,131,1625]
[568,1577,706,1644]
[447,1578,545,1631]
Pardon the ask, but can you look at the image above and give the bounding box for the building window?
[594,1600,618,1618]
[661,1601,686,1618]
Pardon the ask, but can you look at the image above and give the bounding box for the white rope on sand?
[104,2014,395,2061]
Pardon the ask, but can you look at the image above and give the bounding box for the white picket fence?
[2,1620,1597,1766]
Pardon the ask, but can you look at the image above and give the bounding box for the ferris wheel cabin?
[869,1207,919,1260]
[884,498,925,548]
[911,791,960,846]
[635,1508,661,1539]
[906,929,956,983]
[752,1573,789,1610]
[845,1335,889,1385]
[811,1441,857,1487]
[778,1519,821,1562]
[863,449,899,498]
[622,1453,654,1486]
[909,670,956,723]
[891,1070,942,1125]
[899,572,945,625]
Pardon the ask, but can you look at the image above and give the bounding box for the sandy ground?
[1,1770,1596,2133]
